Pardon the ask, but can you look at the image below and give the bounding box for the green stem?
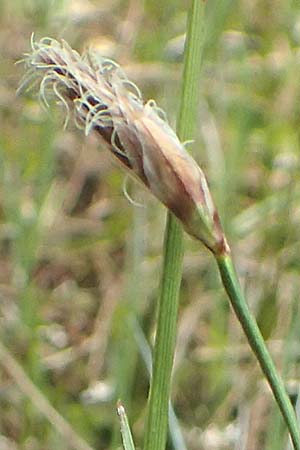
[143,2,206,450]
[143,217,183,450]
[216,253,300,450]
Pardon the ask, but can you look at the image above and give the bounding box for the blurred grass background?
[1,0,300,449]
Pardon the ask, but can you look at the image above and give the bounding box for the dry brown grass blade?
[0,340,95,450]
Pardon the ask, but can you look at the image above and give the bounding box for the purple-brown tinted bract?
[19,37,228,255]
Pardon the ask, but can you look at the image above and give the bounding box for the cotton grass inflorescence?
[19,36,228,255]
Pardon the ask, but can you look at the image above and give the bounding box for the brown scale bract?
[19,36,228,255]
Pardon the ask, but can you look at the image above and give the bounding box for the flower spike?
[19,37,228,255]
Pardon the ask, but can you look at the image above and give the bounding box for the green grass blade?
[143,2,206,450]
[117,401,136,450]
[132,318,187,450]
[143,216,184,450]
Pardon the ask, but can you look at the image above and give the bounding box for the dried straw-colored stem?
[0,340,94,450]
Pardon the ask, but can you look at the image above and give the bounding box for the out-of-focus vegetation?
[1,1,300,449]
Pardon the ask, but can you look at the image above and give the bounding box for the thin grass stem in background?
[216,254,300,450]
[143,2,206,450]
[0,340,94,450]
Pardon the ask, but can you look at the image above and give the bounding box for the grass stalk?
[216,253,300,450]
[143,216,183,450]
[143,2,206,450]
